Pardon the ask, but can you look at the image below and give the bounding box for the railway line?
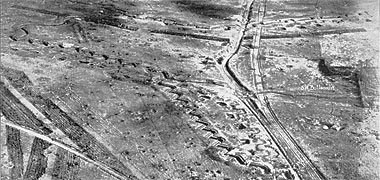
[216,0,326,179]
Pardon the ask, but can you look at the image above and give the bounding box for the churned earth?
[0,0,379,180]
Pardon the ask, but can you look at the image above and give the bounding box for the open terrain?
[1,0,379,179]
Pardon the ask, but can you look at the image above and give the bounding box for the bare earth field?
[1,0,379,180]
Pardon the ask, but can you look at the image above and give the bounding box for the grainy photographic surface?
[0,0,379,180]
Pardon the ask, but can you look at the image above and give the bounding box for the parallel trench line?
[0,77,141,180]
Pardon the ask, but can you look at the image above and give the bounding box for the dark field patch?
[172,0,241,19]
